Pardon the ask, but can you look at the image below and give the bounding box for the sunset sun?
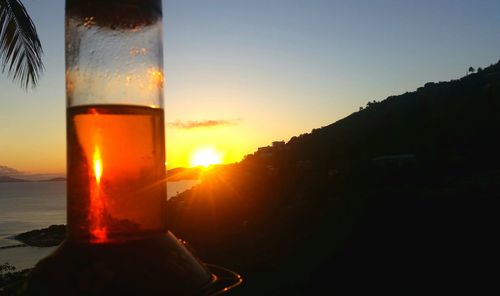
[190,147,222,168]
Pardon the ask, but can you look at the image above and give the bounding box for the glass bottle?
[65,0,166,244]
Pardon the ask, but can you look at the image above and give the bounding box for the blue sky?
[1,0,499,173]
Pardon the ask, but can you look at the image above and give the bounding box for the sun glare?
[190,147,222,168]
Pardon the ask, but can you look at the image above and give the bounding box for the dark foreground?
[167,166,500,295]
[1,167,498,295]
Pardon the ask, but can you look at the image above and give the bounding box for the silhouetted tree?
[0,262,15,274]
[366,100,378,109]
[0,0,43,89]
[468,66,475,75]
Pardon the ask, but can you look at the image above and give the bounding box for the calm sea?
[0,180,198,269]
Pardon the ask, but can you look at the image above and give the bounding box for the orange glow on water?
[90,146,108,243]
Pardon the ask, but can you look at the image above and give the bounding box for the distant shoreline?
[0,167,204,183]
[0,244,27,250]
[11,225,66,247]
[0,176,67,183]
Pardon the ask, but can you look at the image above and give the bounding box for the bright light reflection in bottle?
[93,148,103,184]
[90,146,108,243]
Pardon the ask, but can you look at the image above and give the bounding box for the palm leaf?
[0,0,43,89]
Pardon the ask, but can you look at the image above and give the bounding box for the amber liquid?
[67,105,166,244]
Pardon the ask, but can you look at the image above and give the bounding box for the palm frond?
[0,0,43,89]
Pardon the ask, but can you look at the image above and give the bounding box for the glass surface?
[65,0,163,108]
[67,105,166,243]
[65,0,166,243]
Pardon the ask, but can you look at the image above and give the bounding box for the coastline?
[0,179,199,270]
[0,225,64,270]
[0,244,27,250]
[0,245,57,271]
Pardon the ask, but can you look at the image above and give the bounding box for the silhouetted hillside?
[0,175,30,183]
[166,165,232,181]
[283,60,500,175]
[37,177,66,182]
[168,61,500,295]
[166,167,201,181]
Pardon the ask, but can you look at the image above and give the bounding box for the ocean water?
[0,181,66,248]
[0,179,198,269]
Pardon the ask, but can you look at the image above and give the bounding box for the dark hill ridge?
[168,60,500,295]
[0,176,66,183]
[0,175,30,183]
[166,167,202,181]
[36,177,66,182]
[285,60,500,173]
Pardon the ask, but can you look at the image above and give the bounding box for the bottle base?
[23,231,241,295]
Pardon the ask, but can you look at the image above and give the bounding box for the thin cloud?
[168,119,240,129]
[0,165,22,176]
